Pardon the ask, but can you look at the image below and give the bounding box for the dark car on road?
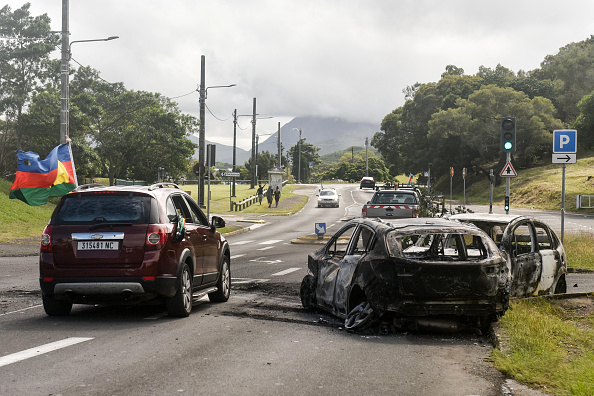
[39,183,231,317]
[448,213,567,297]
[359,176,375,190]
[300,218,510,332]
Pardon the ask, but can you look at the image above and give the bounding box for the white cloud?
[5,0,594,149]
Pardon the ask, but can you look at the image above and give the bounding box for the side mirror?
[211,216,225,230]
[174,216,186,241]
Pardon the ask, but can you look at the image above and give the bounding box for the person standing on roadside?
[266,186,273,208]
[257,184,264,205]
[274,186,281,207]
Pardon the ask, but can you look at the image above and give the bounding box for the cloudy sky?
[6,1,594,149]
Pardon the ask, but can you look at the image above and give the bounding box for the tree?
[287,140,320,183]
[0,3,58,167]
[69,67,197,184]
[533,35,594,124]
[574,89,594,151]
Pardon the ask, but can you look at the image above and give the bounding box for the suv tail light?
[362,206,367,218]
[146,224,168,250]
[41,225,52,252]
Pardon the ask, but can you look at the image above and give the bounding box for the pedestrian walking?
[266,186,273,208]
[274,186,281,207]
[257,184,264,205]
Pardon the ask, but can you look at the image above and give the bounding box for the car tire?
[166,263,192,317]
[553,274,567,294]
[344,301,379,330]
[300,274,317,310]
[42,294,73,316]
[209,256,230,303]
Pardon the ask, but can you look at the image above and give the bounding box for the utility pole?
[251,98,257,189]
[232,109,237,197]
[298,129,302,183]
[277,122,281,169]
[198,55,206,207]
[365,137,369,176]
[59,0,69,145]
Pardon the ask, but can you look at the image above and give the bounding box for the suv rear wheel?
[209,256,230,302]
[166,263,192,317]
[42,294,73,316]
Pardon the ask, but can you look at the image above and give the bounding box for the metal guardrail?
[577,195,594,209]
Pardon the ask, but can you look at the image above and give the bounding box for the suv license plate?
[78,241,119,250]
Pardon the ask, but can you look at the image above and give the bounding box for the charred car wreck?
[300,218,510,332]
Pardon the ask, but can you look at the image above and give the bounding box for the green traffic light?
[504,141,513,150]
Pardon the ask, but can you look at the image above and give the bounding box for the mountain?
[190,116,380,165]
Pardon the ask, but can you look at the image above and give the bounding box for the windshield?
[320,190,335,196]
[54,194,153,224]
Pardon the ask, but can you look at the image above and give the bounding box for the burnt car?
[448,213,567,297]
[300,218,510,331]
[39,183,231,317]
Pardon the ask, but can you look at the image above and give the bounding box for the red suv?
[39,183,230,317]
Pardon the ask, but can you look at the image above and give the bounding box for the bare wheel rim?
[182,267,192,312]
[221,262,230,297]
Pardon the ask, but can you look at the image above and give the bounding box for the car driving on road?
[300,217,510,332]
[361,189,421,219]
[448,213,567,297]
[39,183,231,317]
[317,188,340,208]
[359,176,375,190]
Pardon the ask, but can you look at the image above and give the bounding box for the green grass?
[492,298,594,395]
[0,179,56,242]
[564,234,594,270]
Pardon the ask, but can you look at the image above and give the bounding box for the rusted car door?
[314,224,358,312]
[502,219,542,297]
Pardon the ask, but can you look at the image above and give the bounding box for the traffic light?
[500,117,516,152]
[504,196,510,211]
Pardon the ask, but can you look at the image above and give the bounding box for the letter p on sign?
[553,130,577,153]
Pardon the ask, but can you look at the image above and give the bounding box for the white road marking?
[260,239,283,245]
[232,240,254,246]
[257,246,274,251]
[249,257,283,264]
[232,278,270,284]
[231,254,246,259]
[0,337,94,368]
[0,304,42,317]
[249,224,266,230]
[271,268,301,276]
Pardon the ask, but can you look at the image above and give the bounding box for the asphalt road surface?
[1,183,592,396]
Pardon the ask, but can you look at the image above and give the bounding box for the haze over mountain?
[192,117,380,165]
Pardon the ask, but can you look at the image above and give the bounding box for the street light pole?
[251,98,257,189]
[59,0,119,145]
[292,128,302,183]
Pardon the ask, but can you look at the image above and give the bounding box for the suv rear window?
[53,194,154,224]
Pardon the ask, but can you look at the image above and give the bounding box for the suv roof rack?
[148,183,181,191]
[73,183,106,191]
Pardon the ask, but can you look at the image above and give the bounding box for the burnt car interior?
[389,232,490,261]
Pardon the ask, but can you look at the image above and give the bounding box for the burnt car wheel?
[300,274,317,310]
[209,256,230,303]
[554,274,567,294]
[344,301,379,330]
[166,263,192,317]
[42,294,73,316]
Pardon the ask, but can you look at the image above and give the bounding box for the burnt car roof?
[448,213,527,224]
[353,217,486,234]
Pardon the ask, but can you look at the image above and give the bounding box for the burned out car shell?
[301,218,510,329]
[448,213,568,297]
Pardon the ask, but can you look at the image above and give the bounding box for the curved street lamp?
[60,35,119,144]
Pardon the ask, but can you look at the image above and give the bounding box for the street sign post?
[499,161,517,177]
[315,223,326,240]
[553,129,577,243]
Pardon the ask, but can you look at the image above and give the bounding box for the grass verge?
[492,297,594,395]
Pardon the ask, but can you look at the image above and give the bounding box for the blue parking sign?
[553,130,577,153]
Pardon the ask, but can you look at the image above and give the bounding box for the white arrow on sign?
[315,223,326,234]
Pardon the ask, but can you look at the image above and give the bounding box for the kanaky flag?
[407,173,414,185]
[9,143,78,206]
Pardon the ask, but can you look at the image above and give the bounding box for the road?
[0,184,592,395]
